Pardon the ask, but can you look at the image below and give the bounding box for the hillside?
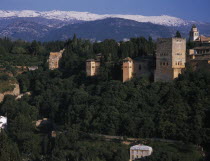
[0,35,209,161]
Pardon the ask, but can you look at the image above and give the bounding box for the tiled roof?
[195,35,210,42]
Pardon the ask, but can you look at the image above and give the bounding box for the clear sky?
[1,0,210,22]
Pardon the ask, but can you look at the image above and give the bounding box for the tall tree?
[0,131,21,161]
[175,31,182,38]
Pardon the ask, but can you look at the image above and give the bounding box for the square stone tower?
[86,59,101,76]
[155,38,186,82]
[122,57,134,82]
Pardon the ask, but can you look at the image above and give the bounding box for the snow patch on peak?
[0,10,189,26]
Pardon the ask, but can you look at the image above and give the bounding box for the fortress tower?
[155,38,186,82]
[48,49,65,70]
[86,59,101,76]
[190,24,199,41]
[122,57,134,82]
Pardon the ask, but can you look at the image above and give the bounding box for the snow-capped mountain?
[0,10,189,27]
[0,10,210,42]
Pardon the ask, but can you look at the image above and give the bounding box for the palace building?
[187,25,210,71]
[187,46,210,71]
[122,38,186,82]
[86,25,210,82]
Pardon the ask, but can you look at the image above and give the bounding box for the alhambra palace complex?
[48,25,210,82]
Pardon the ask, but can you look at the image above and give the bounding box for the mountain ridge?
[0,10,190,27]
[42,18,174,42]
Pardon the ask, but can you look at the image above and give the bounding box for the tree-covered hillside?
[0,36,209,161]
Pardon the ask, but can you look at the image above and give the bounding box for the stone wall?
[133,57,154,80]
[187,60,210,71]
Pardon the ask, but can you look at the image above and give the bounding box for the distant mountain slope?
[0,17,83,41]
[0,17,83,28]
[0,20,51,41]
[42,18,174,41]
[0,10,190,26]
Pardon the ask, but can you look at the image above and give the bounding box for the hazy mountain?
[42,18,174,41]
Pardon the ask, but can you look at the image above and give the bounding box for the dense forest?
[0,36,209,161]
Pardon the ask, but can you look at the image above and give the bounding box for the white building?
[189,25,210,44]
[0,116,7,131]
[129,144,153,161]
[190,24,199,41]
[28,66,38,71]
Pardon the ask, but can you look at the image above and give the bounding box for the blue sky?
[1,0,210,22]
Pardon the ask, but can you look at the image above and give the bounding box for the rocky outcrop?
[0,83,20,102]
